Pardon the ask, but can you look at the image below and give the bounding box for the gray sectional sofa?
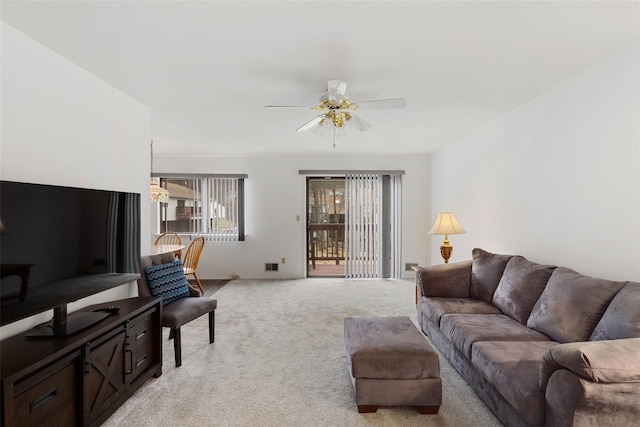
[416,248,640,427]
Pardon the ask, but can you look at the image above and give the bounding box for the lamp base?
[440,239,453,264]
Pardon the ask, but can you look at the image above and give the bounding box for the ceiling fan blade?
[264,105,313,109]
[354,98,407,109]
[296,114,327,132]
[347,114,372,132]
[327,79,347,102]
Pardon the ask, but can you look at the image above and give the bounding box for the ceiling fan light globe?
[319,118,333,130]
[327,79,347,102]
[336,126,349,138]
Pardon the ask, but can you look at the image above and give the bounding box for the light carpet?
[102,278,502,427]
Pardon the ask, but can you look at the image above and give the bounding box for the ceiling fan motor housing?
[328,111,351,128]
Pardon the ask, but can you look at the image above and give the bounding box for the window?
[156,175,246,241]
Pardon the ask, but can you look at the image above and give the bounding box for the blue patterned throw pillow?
[145,260,190,306]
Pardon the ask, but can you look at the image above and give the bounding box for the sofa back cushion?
[590,282,640,341]
[470,248,513,303]
[527,268,626,343]
[492,256,556,324]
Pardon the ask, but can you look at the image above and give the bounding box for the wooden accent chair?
[154,232,183,259]
[183,237,205,295]
[138,252,217,367]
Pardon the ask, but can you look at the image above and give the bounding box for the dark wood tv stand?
[1,297,162,426]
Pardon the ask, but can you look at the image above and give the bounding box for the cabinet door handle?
[135,329,147,341]
[125,348,133,374]
[30,387,58,412]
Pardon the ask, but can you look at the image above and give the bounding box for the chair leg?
[193,272,205,295]
[209,310,215,343]
[173,327,182,367]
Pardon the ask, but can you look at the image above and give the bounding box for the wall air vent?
[265,263,279,271]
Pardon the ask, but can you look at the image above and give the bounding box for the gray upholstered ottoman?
[344,316,442,414]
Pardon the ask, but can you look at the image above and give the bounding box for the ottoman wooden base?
[344,316,442,414]
[358,405,439,414]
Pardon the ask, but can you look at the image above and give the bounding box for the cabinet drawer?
[129,346,153,380]
[127,316,155,381]
[13,362,77,427]
[25,402,76,427]
[128,316,153,350]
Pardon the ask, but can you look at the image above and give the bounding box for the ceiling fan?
[265,79,407,146]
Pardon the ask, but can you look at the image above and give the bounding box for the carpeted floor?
[102,278,502,427]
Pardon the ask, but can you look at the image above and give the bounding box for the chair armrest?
[541,338,640,390]
[416,260,472,298]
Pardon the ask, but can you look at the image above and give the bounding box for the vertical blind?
[189,177,243,241]
[344,173,402,279]
[389,174,402,278]
[345,174,382,278]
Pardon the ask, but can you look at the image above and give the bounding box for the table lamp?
[428,212,467,263]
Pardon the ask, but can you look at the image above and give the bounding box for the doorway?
[305,173,403,279]
[307,177,346,277]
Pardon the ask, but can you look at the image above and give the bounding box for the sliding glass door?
[307,177,346,277]
[344,174,402,278]
[305,172,402,279]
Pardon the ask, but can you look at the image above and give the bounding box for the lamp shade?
[428,212,467,235]
[149,140,169,203]
[150,178,169,203]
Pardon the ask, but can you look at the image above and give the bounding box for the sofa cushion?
[492,256,556,324]
[420,297,502,327]
[470,248,513,303]
[590,282,640,340]
[527,268,626,343]
[440,313,552,360]
[472,341,559,426]
[145,260,191,306]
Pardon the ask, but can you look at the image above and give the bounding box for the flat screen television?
[0,180,141,336]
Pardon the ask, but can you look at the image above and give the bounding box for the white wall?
[429,43,640,281]
[1,23,150,338]
[152,154,430,279]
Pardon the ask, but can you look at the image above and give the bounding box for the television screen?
[0,181,141,327]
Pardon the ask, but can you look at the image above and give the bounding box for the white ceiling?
[2,1,639,156]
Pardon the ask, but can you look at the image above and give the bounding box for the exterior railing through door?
[308,223,345,269]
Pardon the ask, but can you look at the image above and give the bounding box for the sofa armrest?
[540,338,640,390]
[545,368,640,427]
[416,260,472,298]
